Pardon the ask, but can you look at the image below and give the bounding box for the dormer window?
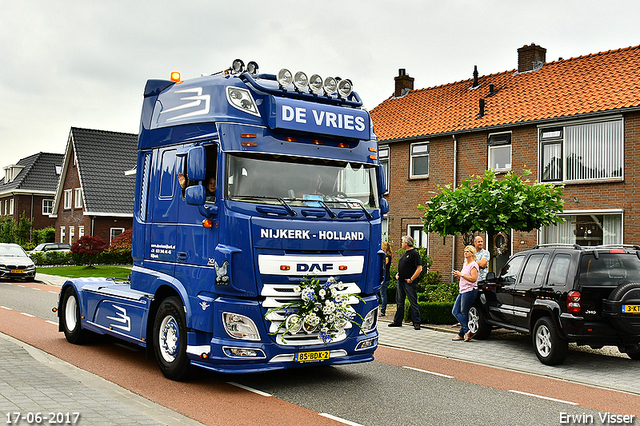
[3,165,24,183]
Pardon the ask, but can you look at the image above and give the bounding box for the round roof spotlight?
[293,71,309,91]
[323,76,337,95]
[246,61,259,75]
[232,59,245,74]
[277,68,293,88]
[309,74,323,93]
[337,79,353,98]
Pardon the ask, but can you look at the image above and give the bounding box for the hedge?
[403,300,457,325]
[30,249,132,266]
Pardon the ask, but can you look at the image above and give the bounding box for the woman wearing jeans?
[452,245,479,342]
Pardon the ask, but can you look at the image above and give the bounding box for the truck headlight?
[361,308,378,333]
[226,87,260,117]
[337,79,353,98]
[223,313,260,341]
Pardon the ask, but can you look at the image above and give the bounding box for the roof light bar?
[294,71,309,91]
[232,59,245,74]
[277,68,293,88]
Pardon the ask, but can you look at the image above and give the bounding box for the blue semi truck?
[57,60,387,380]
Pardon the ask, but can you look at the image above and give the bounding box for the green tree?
[419,169,565,236]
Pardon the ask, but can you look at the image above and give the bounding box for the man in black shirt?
[389,235,423,330]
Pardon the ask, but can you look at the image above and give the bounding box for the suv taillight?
[567,290,582,314]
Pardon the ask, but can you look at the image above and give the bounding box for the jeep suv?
[468,244,640,365]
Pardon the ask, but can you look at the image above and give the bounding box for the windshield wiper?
[235,195,296,216]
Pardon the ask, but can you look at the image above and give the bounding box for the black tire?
[153,297,191,381]
[468,304,491,340]
[61,287,87,344]
[532,316,568,365]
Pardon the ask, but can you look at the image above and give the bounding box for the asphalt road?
[1,280,637,426]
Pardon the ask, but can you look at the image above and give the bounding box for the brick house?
[370,44,640,277]
[0,152,64,237]
[51,127,137,244]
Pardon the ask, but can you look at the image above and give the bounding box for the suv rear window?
[579,253,640,286]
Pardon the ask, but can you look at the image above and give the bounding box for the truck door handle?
[177,252,187,261]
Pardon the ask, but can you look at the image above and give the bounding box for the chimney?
[472,65,479,88]
[394,69,414,97]
[517,43,546,72]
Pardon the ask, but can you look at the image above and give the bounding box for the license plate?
[295,350,330,362]
[622,305,640,314]
[11,270,24,274]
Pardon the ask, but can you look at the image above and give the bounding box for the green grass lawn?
[38,265,133,280]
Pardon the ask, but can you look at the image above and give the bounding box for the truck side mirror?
[186,146,206,181]
[185,185,205,206]
[380,198,389,215]
[376,164,387,195]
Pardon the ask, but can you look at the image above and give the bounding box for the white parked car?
[0,243,36,281]
[30,242,71,254]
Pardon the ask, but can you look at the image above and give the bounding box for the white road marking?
[509,390,579,405]
[227,382,272,397]
[319,413,363,426]
[403,366,454,378]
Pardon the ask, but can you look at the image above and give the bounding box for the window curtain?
[565,120,623,181]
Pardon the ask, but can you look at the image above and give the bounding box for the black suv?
[468,244,640,365]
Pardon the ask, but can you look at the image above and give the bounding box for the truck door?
[174,144,220,303]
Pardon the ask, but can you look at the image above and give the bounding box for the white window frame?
[74,188,82,209]
[79,226,85,238]
[63,189,72,209]
[409,142,429,178]
[69,226,75,244]
[60,226,66,243]
[9,199,14,215]
[538,117,624,183]
[487,132,512,172]
[42,199,54,215]
[407,224,428,250]
[379,146,390,194]
[110,227,125,242]
[539,209,624,246]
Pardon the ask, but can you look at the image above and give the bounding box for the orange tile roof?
[370,45,640,142]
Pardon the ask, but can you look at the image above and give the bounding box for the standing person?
[452,245,479,341]
[474,235,490,282]
[379,242,392,316]
[388,236,423,330]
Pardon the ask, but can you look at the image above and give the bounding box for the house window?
[79,226,85,238]
[60,226,66,243]
[408,224,428,250]
[410,142,429,178]
[488,133,512,171]
[63,189,72,209]
[74,188,82,208]
[110,227,125,242]
[541,211,623,246]
[9,199,14,215]
[540,119,623,182]
[381,217,389,242]
[379,146,389,193]
[69,226,75,244]
[42,199,54,215]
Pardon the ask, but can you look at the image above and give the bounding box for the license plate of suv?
[295,350,330,362]
[622,305,640,313]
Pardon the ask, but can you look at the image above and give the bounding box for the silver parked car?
[0,243,36,281]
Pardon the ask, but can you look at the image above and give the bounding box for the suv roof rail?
[585,244,640,251]
[532,243,583,250]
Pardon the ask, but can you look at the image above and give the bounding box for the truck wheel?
[153,297,190,381]
[468,304,491,340]
[533,316,568,365]
[61,287,87,344]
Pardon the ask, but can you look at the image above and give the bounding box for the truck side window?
[205,145,217,203]
[159,150,177,198]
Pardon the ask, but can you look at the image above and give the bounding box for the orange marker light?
[203,218,213,228]
[241,133,257,138]
[368,147,377,152]
[337,142,349,148]
[170,72,182,83]
[369,155,377,160]
[339,265,348,271]
[312,140,325,145]
[241,142,258,147]
[280,265,290,271]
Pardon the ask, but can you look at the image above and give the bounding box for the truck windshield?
[226,153,379,209]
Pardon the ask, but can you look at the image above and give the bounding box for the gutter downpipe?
[452,135,458,273]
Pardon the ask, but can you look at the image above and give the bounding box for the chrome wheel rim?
[159,315,179,363]
[65,294,78,332]
[535,325,552,357]
[468,308,478,334]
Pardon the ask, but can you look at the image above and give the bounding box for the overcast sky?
[1,0,639,165]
